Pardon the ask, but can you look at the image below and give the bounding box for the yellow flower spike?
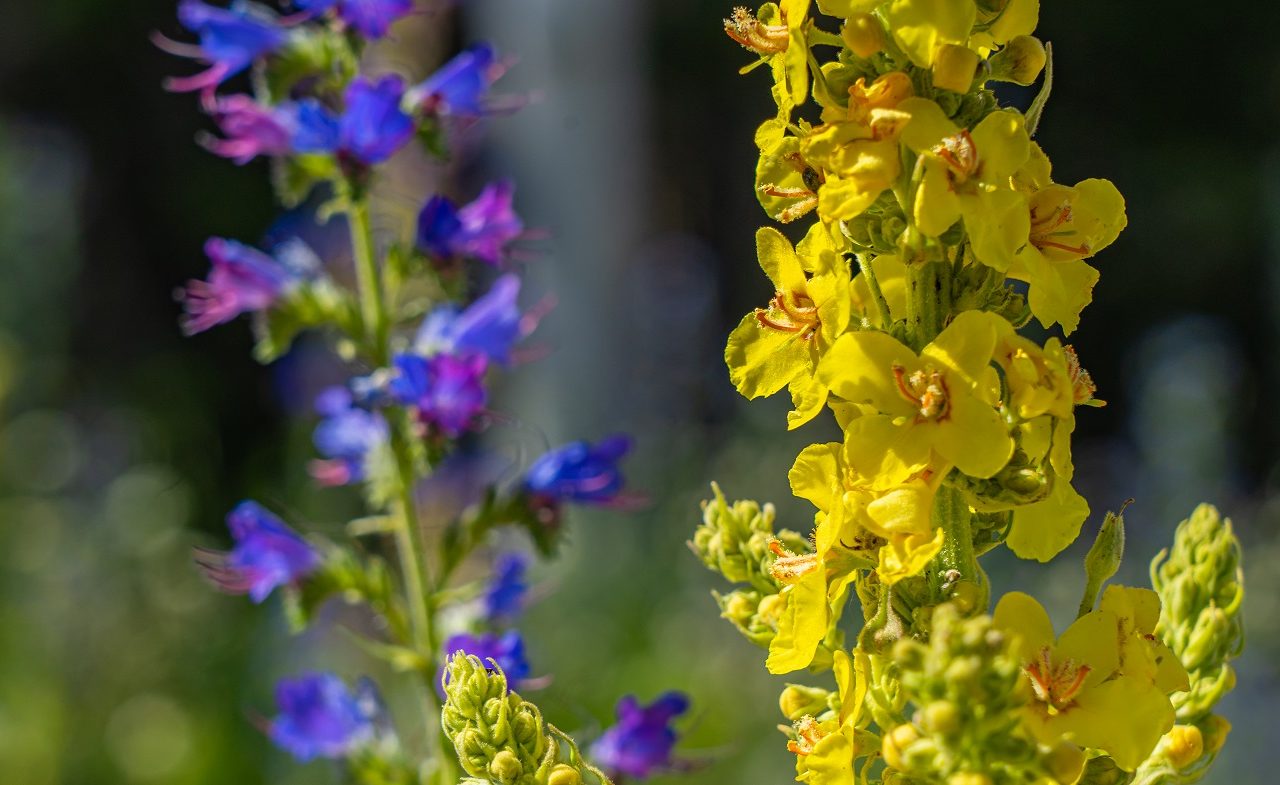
[818,310,1014,479]
[883,0,976,69]
[726,224,852,401]
[994,591,1180,772]
[1009,175,1126,334]
[899,100,1033,270]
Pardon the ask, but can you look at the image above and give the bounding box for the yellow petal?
[884,0,975,68]
[726,312,808,398]
[1058,608,1121,687]
[819,331,918,416]
[960,186,1029,272]
[1054,677,1174,771]
[1006,476,1089,562]
[932,388,1013,478]
[921,309,1002,383]
[971,109,1030,181]
[914,157,963,236]
[791,442,843,511]
[877,526,944,584]
[788,374,832,430]
[767,568,828,674]
[842,413,933,483]
[898,96,959,152]
[865,482,935,536]
[993,591,1056,659]
[758,226,807,292]
[1072,177,1127,253]
[987,0,1039,43]
[1099,585,1161,635]
[1013,248,1099,335]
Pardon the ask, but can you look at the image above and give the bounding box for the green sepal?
[283,543,409,640]
[252,277,360,363]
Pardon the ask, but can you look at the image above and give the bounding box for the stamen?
[724,7,790,54]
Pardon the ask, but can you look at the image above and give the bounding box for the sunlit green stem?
[856,252,893,330]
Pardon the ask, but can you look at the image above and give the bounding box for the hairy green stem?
[856,252,893,330]
[346,188,453,779]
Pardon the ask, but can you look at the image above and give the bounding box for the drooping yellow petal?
[993,590,1056,659]
[767,567,828,674]
[791,442,842,511]
[914,157,963,236]
[1012,249,1100,335]
[1006,476,1089,561]
[877,526,944,584]
[788,374,832,430]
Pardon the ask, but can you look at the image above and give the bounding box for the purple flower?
[444,631,531,682]
[415,274,532,365]
[590,693,690,780]
[179,237,299,335]
[417,182,524,266]
[202,94,296,164]
[196,501,320,603]
[293,76,415,165]
[158,1,286,98]
[269,672,374,761]
[388,353,488,437]
[310,386,388,486]
[523,436,633,505]
[482,553,529,623]
[408,44,503,117]
[296,0,414,38]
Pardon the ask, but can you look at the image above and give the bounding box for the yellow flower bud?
[947,774,993,785]
[1200,715,1231,755]
[842,13,885,58]
[989,35,1047,85]
[779,684,831,721]
[921,700,960,736]
[882,723,920,771]
[757,592,787,625]
[548,764,584,785]
[1044,741,1085,785]
[488,750,523,783]
[932,44,980,93]
[1162,725,1204,770]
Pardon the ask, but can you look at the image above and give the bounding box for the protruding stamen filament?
[756,291,819,336]
[768,539,820,584]
[892,364,950,421]
[787,716,826,755]
[934,130,979,181]
[1025,646,1093,712]
[1063,345,1101,406]
[724,7,790,54]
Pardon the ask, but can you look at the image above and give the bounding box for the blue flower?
[296,0,413,39]
[197,501,320,603]
[416,274,530,365]
[482,552,529,623]
[590,692,690,780]
[293,75,415,165]
[444,631,531,682]
[416,181,524,266]
[310,386,388,486]
[269,672,375,761]
[202,94,297,164]
[388,353,488,437]
[180,237,301,335]
[408,44,502,117]
[159,1,286,98]
[523,436,633,505]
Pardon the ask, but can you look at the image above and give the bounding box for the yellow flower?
[804,73,915,222]
[725,0,814,114]
[790,439,945,585]
[882,0,976,69]
[816,310,1014,479]
[899,98,1032,270]
[994,591,1181,771]
[726,224,853,400]
[793,650,870,785]
[1009,144,1127,334]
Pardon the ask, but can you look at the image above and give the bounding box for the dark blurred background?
[2,1,1279,783]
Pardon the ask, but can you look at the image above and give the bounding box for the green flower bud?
[1151,504,1244,724]
[1078,756,1130,785]
[1078,508,1125,617]
[691,484,806,593]
[441,654,552,783]
[490,750,524,783]
[842,13,885,58]
[547,764,584,785]
[989,35,1048,85]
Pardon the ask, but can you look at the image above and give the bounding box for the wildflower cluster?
[697,2,1246,783]
[159,2,687,782]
